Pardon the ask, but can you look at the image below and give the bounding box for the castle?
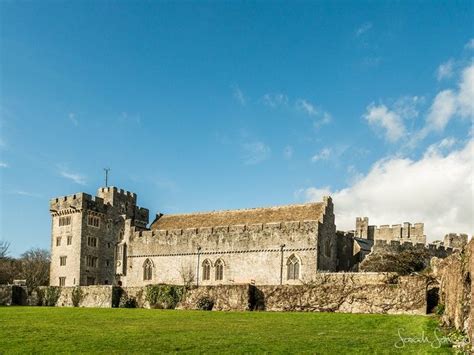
[49,186,467,287]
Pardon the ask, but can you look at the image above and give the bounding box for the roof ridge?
[157,202,324,218]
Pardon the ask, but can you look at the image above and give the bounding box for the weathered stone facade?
[50,187,338,287]
[432,239,473,343]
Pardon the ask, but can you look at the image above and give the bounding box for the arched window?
[143,258,153,281]
[215,259,224,281]
[202,259,211,281]
[287,254,300,280]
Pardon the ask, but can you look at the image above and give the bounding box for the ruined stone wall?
[371,239,453,258]
[123,220,323,287]
[177,285,251,311]
[28,285,114,307]
[254,273,426,315]
[433,239,472,341]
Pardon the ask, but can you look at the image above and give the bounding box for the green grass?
[0,307,452,354]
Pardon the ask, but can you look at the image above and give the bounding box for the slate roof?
[150,202,326,230]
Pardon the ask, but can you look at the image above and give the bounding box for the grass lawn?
[0,307,452,354]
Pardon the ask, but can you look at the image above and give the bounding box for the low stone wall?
[0,285,13,305]
[177,285,251,311]
[433,239,473,342]
[28,286,113,308]
[254,273,426,315]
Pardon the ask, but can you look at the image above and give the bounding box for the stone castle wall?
[432,239,473,343]
[123,220,322,287]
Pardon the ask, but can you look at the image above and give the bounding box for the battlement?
[443,233,468,249]
[97,186,137,207]
[372,238,455,258]
[355,217,425,243]
[49,192,107,215]
[131,220,319,241]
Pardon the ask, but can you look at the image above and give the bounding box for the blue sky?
[1,1,473,256]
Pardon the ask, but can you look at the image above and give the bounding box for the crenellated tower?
[49,187,149,286]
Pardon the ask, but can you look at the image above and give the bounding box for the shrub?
[145,285,185,309]
[360,249,432,275]
[44,287,61,306]
[196,296,214,311]
[435,303,445,316]
[119,296,137,308]
[71,287,84,307]
[112,287,123,308]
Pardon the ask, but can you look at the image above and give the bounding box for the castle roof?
[150,202,327,230]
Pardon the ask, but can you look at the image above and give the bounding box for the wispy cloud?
[295,98,332,128]
[68,113,79,126]
[364,104,406,143]
[355,22,372,37]
[262,93,288,108]
[465,38,474,50]
[0,162,8,168]
[242,141,271,165]
[232,85,246,106]
[311,148,331,162]
[436,59,454,81]
[60,169,87,185]
[9,190,42,198]
[295,99,318,116]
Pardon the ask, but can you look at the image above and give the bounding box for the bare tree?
[179,263,195,288]
[0,240,10,259]
[19,248,51,288]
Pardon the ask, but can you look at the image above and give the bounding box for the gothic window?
[143,258,153,281]
[215,259,224,281]
[59,216,71,227]
[59,277,66,286]
[287,254,300,280]
[202,259,211,281]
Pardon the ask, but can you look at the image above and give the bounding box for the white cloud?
[232,85,246,106]
[68,113,78,126]
[311,148,331,162]
[298,139,474,241]
[263,93,288,108]
[393,96,424,119]
[364,104,406,142]
[422,62,474,137]
[355,22,372,37]
[9,190,41,198]
[0,162,7,168]
[60,170,87,185]
[296,99,318,117]
[242,141,271,165]
[283,145,293,159]
[465,38,474,50]
[436,59,454,81]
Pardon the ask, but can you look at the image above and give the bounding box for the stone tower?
[49,187,149,286]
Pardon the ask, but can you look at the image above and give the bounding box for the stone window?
[60,256,67,266]
[59,277,66,286]
[215,259,224,281]
[106,260,110,267]
[67,236,72,245]
[143,258,153,281]
[202,259,211,281]
[59,216,71,227]
[56,237,61,247]
[87,215,100,228]
[86,255,98,268]
[87,236,98,247]
[287,254,300,280]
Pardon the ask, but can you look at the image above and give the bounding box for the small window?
[215,259,224,281]
[86,255,98,268]
[60,256,67,266]
[67,236,72,245]
[106,260,110,267]
[107,242,111,248]
[59,216,71,227]
[87,236,98,247]
[143,258,153,281]
[287,254,300,280]
[56,237,61,247]
[87,215,100,228]
[59,277,66,286]
[202,260,211,281]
